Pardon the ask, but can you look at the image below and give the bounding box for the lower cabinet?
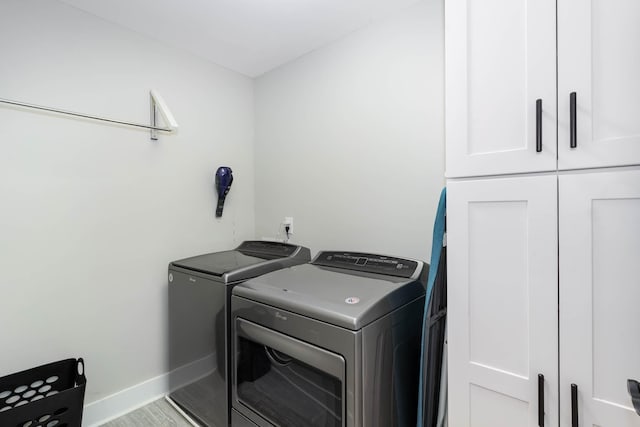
[448,169,640,427]
[448,175,559,427]
[559,170,640,427]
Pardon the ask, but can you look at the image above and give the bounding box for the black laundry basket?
[0,358,86,427]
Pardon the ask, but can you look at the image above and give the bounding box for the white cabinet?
[445,0,556,178]
[558,0,640,170]
[446,1,640,425]
[446,0,640,178]
[448,175,559,427]
[559,170,640,427]
[448,171,640,427]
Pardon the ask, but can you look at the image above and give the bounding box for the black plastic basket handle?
[75,359,86,386]
[629,379,640,416]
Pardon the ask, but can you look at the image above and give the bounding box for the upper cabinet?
[446,0,640,178]
[558,0,640,170]
[445,0,556,177]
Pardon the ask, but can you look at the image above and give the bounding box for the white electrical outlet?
[283,216,294,235]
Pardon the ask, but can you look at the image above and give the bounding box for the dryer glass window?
[236,336,343,427]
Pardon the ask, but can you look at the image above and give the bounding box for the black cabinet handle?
[536,99,543,153]
[629,379,640,416]
[571,383,579,427]
[570,92,577,148]
[538,374,545,426]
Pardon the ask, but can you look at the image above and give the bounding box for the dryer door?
[233,318,346,427]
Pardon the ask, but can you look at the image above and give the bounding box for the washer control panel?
[237,240,298,258]
[312,251,419,278]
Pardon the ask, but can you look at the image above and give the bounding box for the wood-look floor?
[99,398,193,427]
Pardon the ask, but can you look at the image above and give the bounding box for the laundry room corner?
[253,0,445,261]
[0,0,449,425]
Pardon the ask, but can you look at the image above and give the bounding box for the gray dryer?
[230,251,428,427]
[168,241,311,427]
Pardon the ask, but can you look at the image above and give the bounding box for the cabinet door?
[445,0,556,178]
[558,0,640,170]
[559,170,640,427]
[448,175,558,427]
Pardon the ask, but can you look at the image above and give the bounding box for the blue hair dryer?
[215,166,233,217]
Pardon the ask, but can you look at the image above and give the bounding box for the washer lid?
[233,252,428,330]
[170,241,311,283]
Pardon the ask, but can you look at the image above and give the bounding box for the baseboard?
[82,354,216,426]
[82,372,169,427]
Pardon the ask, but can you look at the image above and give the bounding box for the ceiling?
[59,0,422,77]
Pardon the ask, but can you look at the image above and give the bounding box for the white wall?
[0,0,254,409]
[254,0,444,261]
[0,0,444,422]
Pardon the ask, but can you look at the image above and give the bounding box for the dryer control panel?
[312,251,420,278]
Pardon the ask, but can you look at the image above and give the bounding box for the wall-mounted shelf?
[0,90,178,141]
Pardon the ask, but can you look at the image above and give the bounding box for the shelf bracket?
[149,89,178,141]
